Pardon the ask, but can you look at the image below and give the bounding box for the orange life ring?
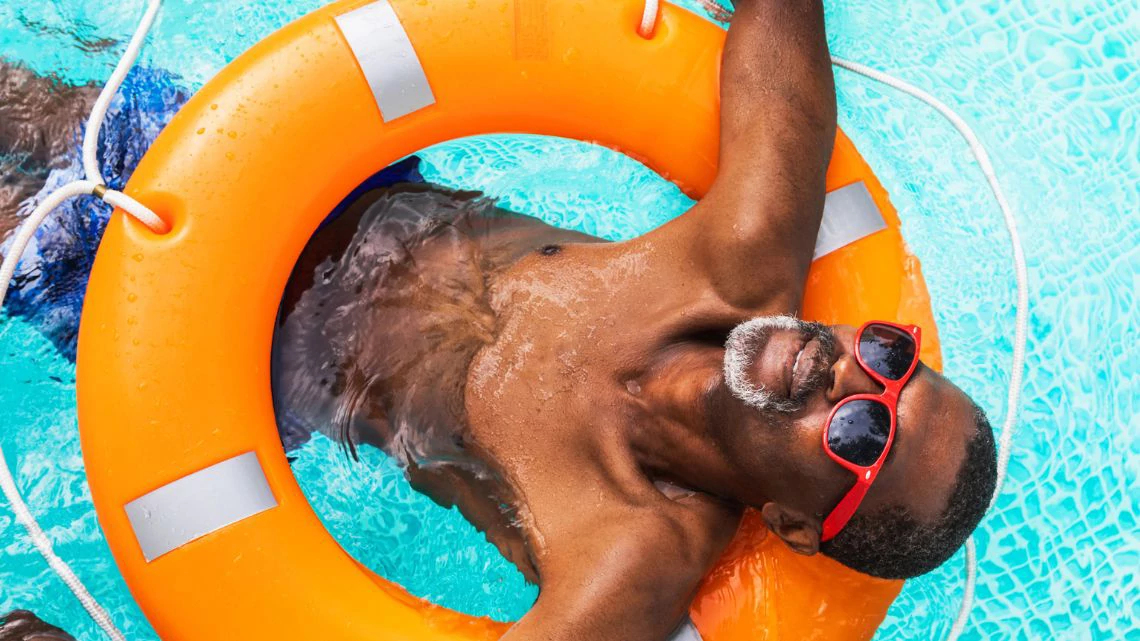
[77,0,941,639]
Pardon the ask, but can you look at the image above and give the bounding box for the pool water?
[1,0,1137,639]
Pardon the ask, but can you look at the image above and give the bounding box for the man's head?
[708,316,997,579]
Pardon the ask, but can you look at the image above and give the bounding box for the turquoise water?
[2,0,1137,639]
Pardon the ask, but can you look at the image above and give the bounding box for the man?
[1,1,997,639]
[0,612,73,641]
[0,60,185,358]
[271,0,998,639]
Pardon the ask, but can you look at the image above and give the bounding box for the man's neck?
[631,346,749,504]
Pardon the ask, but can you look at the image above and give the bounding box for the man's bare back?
[273,2,995,639]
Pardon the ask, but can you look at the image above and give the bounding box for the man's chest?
[461,241,736,456]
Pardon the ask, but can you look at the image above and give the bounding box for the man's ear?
[760,502,821,556]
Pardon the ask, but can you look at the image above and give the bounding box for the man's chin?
[724,316,832,414]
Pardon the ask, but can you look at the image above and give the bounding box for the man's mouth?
[790,335,827,398]
[723,316,837,414]
[751,328,810,400]
[752,330,831,403]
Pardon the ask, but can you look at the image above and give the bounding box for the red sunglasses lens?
[858,324,917,381]
[827,399,892,467]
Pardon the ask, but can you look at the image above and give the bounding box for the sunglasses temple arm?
[820,479,872,542]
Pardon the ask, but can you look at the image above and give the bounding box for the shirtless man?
[271,1,998,639]
[0,1,997,639]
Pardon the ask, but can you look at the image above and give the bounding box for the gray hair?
[724,315,811,414]
[725,314,834,415]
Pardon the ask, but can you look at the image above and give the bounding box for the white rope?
[946,538,979,641]
[827,56,1028,641]
[82,0,161,185]
[0,1,166,639]
[639,5,1028,640]
[1,181,98,305]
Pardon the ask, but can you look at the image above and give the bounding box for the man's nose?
[825,354,883,403]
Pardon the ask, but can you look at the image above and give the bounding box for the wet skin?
[0,610,75,641]
[0,62,97,231]
[0,2,977,640]
[272,2,983,640]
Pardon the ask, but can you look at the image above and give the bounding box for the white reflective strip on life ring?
[668,617,704,641]
[335,0,436,122]
[124,452,277,562]
[814,181,888,260]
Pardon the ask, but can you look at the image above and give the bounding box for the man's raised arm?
[655,0,836,312]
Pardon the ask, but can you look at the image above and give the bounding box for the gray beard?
[723,315,835,414]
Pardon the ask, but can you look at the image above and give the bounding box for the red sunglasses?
[820,321,922,542]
